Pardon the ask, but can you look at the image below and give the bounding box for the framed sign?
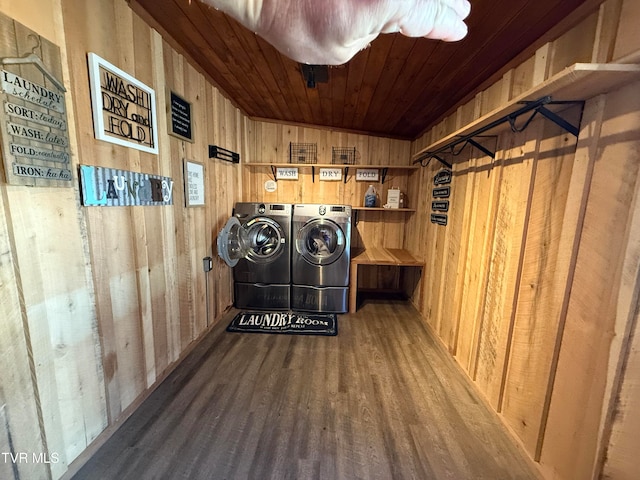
[319,168,342,181]
[79,165,173,207]
[432,186,451,198]
[431,214,448,226]
[184,159,205,207]
[356,168,379,182]
[276,167,299,180]
[0,14,72,187]
[169,91,193,142]
[87,53,158,154]
[434,169,452,185]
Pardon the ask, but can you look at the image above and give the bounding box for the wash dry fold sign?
[88,53,158,154]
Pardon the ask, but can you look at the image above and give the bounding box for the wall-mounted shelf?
[413,63,640,165]
[244,162,419,183]
[352,207,416,212]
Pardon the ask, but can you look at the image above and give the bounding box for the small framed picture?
[184,159,205,207]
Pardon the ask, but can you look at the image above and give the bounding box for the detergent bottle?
[364,185,377,207]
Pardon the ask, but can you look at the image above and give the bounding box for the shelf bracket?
[270,165,278,182]
[433,155,451,169]
[536,105,582,137]
[344,166,350,184]
[312,166,316,183]
[413,96,585,169]
[381,167,389,184]
[467,138,496,159]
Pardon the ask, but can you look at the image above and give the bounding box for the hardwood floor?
[73,297,539,480]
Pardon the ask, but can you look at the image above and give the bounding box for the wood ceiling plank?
[340,48,371,130]
[186,1,274,118]
[388,0,530,136]
[253,36,309,123]
[131,0,595,138]
[396,0,593,137]
[330,65,349,129]
[133,0,255,114]
[351,34,395,132]
[212,11,291,120]
[361,35,419,135]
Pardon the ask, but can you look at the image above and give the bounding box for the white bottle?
[364,185,377,207]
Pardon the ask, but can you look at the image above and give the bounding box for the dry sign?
[88,53,158,154]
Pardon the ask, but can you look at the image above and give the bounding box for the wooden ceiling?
[129,0,600,140]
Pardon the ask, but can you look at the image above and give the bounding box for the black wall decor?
[434,169,452,185]
[169,91,193,142]
[432,186,451,198]
[209,145,239,163]
[431,214,448,226]
[430,168,452,226]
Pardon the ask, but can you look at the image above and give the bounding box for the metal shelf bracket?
[414,96,584,168]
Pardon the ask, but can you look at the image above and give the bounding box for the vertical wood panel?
[540,82,640,480]
[455,153,502,375]
[612,0,640,60]
[0,186,50,480]
[437,148,474,352]
[501,110,580,456]
[473,128,538,408]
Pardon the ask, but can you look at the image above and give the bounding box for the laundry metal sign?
[0,27,72,186]
[88,53,158,154]
[79,165,173,207]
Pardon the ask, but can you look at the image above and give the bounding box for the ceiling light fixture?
[300,64,329,89]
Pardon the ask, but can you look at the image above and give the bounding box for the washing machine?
[217,202,292,310]
[291,204,352,313]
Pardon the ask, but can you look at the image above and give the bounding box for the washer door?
[296,218,345,266]
[243,216,287,264]
[218,215,287,267]
[217,216,250,267]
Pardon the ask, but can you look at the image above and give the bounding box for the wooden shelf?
[351,247,424,267]
[349,247,424,313]
[244,163,419,170]
[413,62,640,160]
[352,207,416,212]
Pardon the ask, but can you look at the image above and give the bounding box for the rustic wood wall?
[243,121,412,249]
[408,1,640,478]
[0,0,243,478]
[243,121,413,288]
[1,0,639,479]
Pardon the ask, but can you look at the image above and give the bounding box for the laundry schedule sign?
[0,15,72,186]
[88,53,158,154]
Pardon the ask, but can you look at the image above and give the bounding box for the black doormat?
[226,311,337,336]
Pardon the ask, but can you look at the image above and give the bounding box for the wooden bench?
[349,247,425,313]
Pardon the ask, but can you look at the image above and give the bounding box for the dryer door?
[217,216,250,267]
[296,218,345,266]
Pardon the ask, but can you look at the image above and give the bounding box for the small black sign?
[432,186,451,198]
[434,169,452,185]
[431,214,448,226]
[432,200,449,212]
[170,91,193,142]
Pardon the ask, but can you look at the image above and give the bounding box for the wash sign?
[79,165,173,207]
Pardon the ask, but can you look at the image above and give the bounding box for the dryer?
[291,204,352,313]
[217,202,292,310]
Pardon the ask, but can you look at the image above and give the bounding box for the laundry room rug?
[226,311,337,336]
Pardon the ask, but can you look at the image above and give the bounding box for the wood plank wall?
[243,121,412,289]
[1,0,639,479]
[408,1,640,478]
[0,0,243,478]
